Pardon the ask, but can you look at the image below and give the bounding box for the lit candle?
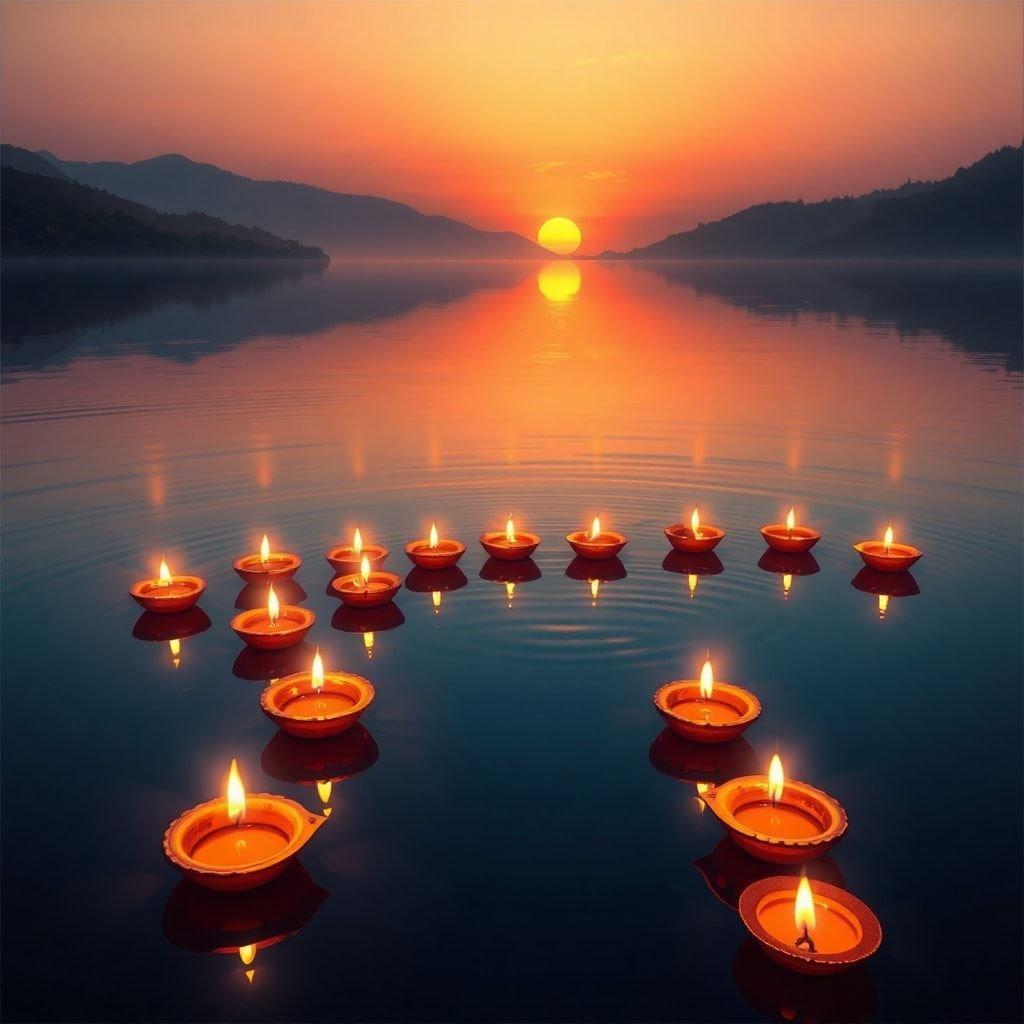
[853,521,923,573]
[330,554,402,609]
[565,513,628,560]
[479,513,541,561]
[664,506,725,553]
[325,525,388,574]
[233,533,302,585]
[405,520,466,569]
[230,584,316,650]
[760,506,821,553]
[130,557,207,614]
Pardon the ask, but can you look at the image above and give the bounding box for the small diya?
[851,566,920,620]
[653,655,761,745]
[230,584,315,650]
[233,533,302,586]
[480,514,541,561]
[260,648,375,739]
[703,756,848,864]
[325,526,389,574]
[565,515,627,560]
[163,760,326,891]
[738,874,882,975]
[130,558,207,614]
[331,555,402,609]
[405,521,466,570]
[235,580,307,611]
[664,507,725,554]
[760,507,821,554]
[853,523,923,573]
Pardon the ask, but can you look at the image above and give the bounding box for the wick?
[794,924,817,953]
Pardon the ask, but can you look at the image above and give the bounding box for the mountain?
[1,163,328,259]
[35,151,543,259]
[0,143,69,180]
[609,144,1022,260]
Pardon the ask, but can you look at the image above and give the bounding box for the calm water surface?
[2,259,1022,1023]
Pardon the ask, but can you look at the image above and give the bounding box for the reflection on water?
[1,258,1021,1022]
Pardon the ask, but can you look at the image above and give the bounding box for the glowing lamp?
[853,522,923,573]
[664,506,725,554]
[325,525,389,574]
[479,513,541,561]
[761,507,821,554]
[130,557,207,614]
[565,514,628,560]
[330,553,402,609]
[233,533,302,585]
[405,520,466,570]
[230,583,315,650]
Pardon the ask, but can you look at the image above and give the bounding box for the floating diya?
[404,521,466,570]
[480,514,541,561]
[653,654,762,745]
[325,526,389,574]
[760,507,821,554]
[163,759,326,891]
[702,755,848,864]
[331,555,402,609]
[565,515,627,560]
[233,533,302,586]
[665,507,725,554]
[853,523,923,573]
[738,874,882,975]
[230,584,315,650]
[260,648,375,739]
[130,558,207,614]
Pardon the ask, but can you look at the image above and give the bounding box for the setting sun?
[538,217,582,256]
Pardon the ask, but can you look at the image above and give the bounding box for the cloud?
[529,160,568,174]
[582,169,627,182]
[576,48,677,68]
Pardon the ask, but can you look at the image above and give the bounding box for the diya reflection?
[233,533,302,585]
[130,558,206,614]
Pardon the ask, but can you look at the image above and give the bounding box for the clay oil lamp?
[480,514,541,561]
[702,755,848,864]
[130,558,207,614]
[163,759,326,891]
[405,520,466,570]
[653,654,761,745]
[757,551,820,601]
[664,507,725,554]
[738,873,882,975]
[232,641,316,683]
[325,526,389,574]
[331,555,402,609]
[853,523,923,573]
[851,566,920,620]
[760,507,821,554]
[231,584,316,650]
[233,533,302,586]
[565,515,627,560]
[236,580,307,611]
[260,647,375,739]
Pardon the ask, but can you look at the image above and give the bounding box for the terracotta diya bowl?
[853,540,923,573]
[653,679,761,745]
[565,529,627,560]
[664,522,725,554]
[479,530,541,561]
[230,606,316,650]
[739,877,882,975]
[760,524,821,554]
[404,538,466,570]
[330,570,402,608]
[164,795,326,891]
[324,543,389,574]
[260,670,375,739]
[233,551,302,586]
[703,776,847,864]
[130,575,206,614]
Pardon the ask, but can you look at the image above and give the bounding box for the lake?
[2,258,1021,1023]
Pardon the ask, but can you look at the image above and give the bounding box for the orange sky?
[2,0,1021,252]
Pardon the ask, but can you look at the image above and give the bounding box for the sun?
[538,216,582,256]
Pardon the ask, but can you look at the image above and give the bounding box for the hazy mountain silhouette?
[2,163,328,260]
[610,144,1022,260]
[0,144,69,180]
[35,150,543,259]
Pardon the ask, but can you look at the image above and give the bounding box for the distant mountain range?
[607,144,1022,260]
[27,149,542,259]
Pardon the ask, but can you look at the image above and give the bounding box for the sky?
[2,0,1022,252]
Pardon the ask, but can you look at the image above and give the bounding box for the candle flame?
[238,944,256,966]
[363,631,375,657]
[794,874,817,934]
[786,507,796,533]
[590,578,600,603]
[316,779,332,805]
[360,554,371,586]
[783,573,793,597]
[699,656,714,699]
[169,637,181,668]
[226,758,246,824]
[159,558,172,585]
[429,521,439,549]
[883,523,894,553]
[768,754,785,803]
[432,590,442,613]
[260,533,270,566]
[688,573,698,598]
[590,516,601,540]
[267,584,280,625]
[690,507,700,538]
[506,514,516,543]
[311,648,324,693]
[353,526,363,555]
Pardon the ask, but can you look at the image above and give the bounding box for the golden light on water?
[537,216,581,255]
[169,637,181,668]
[688,573,698,598]
[506,581,516,606]
[226,759,246,824]
[537,261,581,302]
[363,631,375,657]
[783,572,793,598]
[432,590,442,613]
[878,593,890,619]
[590,578,600,604]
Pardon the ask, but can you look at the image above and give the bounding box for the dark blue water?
[2,259,1021,1022]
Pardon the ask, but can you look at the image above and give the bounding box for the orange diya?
[480,514,541,561]
[331,555,402,609]
[703,755,848,864]
[130,558,207,614]
[233,533,302,586]
[738,874,882,975]
[260,648,375,739]
[405,520,466,570]
[761,507,821,554]
[565,515,628,560]
[665,507,725,554]
[163,760,326,891]
[653,654,761,745]
[854,523,923,573]
[231,584,315,650]
[325,526,389,574]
